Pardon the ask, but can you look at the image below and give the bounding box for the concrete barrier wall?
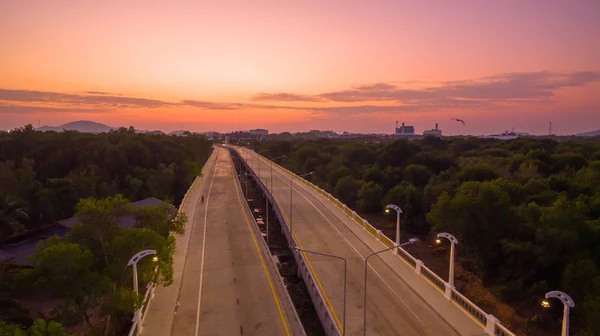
[230,148,342,336]
[247,148,516,336]
[226,148,307,336]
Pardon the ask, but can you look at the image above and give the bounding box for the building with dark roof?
[0,197,171,266]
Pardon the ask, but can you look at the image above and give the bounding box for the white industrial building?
[423,123,442,138]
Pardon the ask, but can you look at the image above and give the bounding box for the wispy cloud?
[1,71,599,116]
[0,89,171,108]
[251,92,326,102]
[84,91,121,96]
[0,105,111,114]
[253,71,600,109]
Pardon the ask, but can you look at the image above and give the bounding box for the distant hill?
[37,120,114,133]
[575,129,600,137]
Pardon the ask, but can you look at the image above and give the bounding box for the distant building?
[395,121,415,135]
[248,129,268,136]
[478,130,530,140]
[423,123,442,138]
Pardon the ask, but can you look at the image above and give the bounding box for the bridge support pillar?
[415,259,424,275]
[485,314,499,335]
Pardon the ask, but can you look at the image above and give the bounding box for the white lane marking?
[259,155,437,336]
[195,150,219,336]
[169,154,214,335]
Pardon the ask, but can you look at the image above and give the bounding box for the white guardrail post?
[415,260,424,275]
[486,314,499,335]
[444,283,453,300]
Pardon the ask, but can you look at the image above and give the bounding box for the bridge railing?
[231,148,341,336]
[245,148,516,336]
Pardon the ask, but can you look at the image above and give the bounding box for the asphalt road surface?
[144,147,302,336]
[242,148,484,336]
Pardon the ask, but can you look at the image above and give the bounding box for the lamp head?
[385,209,390,213]
[436,238,442,245]
[541,300,550,308]
[408,238,419,244]
[152,256,159,262]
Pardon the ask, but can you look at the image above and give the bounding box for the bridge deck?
[143,147,302,336]
[245,148,484,336]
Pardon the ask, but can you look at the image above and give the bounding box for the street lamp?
[270,155,285,193]
[542,291,575,336]
[293,247,347,336]
[290,172,313,244]
[385,204,402,254]
[127,249,158,334]
[364,238,418,336]
[257,149,269,182]
[436,232,459,288]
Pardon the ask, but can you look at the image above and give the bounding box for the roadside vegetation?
[0,126,212,335]
[254,136,600,336]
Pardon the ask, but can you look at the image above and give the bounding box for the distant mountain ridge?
[37,120,114,133]
[575,129,600,137]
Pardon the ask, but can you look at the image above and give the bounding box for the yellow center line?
[279,199,344,333]
[229,151,292,336]
[245,150,343,333]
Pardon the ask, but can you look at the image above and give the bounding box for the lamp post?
[542,291,575,336]
[127,249,158,334]
[364,238,418,336]
[436,232,458,289]
[290,172,313,244]
[293,247,347,336]
[270,155,285,193]
[384,204,402,254]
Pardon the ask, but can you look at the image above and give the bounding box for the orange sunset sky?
[1,0,600,135]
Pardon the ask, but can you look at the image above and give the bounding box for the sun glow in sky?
[1,0,600,135]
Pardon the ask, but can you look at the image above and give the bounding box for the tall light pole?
[364,238,418,336]
[385,204,402,254]
[290,172,313,243]
[436,232,459,288]
[293,247,347,336]
[542,291,575,336]
[128,249,158,334]
[270,155,285,193]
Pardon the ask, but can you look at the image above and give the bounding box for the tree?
[356,182,383,213]
[403,164,432,188]
[67,195,130,268]
[0,320,26,336]
[27,319,73,336]
[132,203,186,238]
[428,180,515,279]
[0,194,28,240]
[333,176,361,208]
[382,182,425,233]
[15,241,110,328]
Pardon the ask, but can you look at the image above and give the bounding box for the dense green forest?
[254,136,600,335]
[0,125,212,242]
[0,126,212,334]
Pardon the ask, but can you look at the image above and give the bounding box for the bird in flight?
[450,118,466,124]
